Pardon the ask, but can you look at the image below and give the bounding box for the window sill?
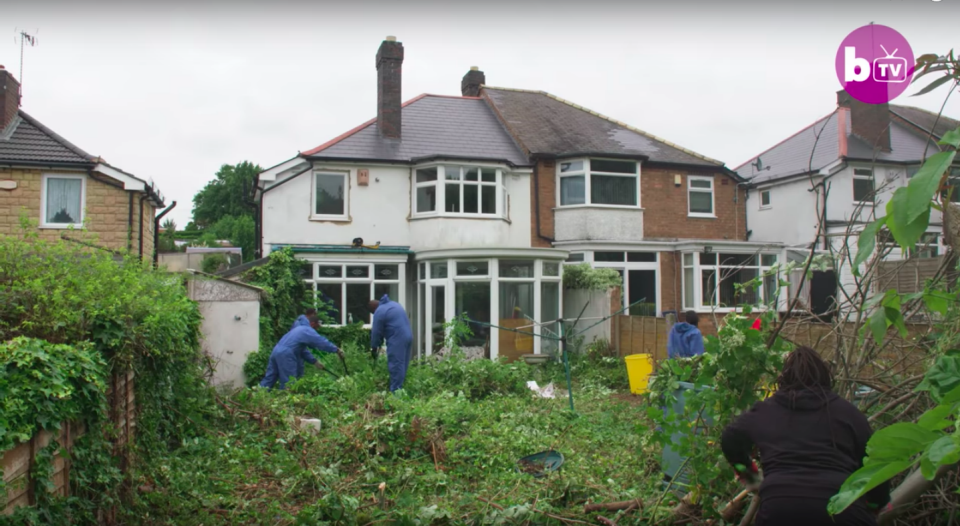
[39,223,83,230]
[554,205,644,211]
[759,206,771,211]
[852,201,876,207]
[687,213,717,219]
[410,213,509,223]
[309,215,351,223]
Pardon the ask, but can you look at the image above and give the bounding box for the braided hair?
[777,346,833,392]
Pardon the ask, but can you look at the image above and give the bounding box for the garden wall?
[2,369,135,520]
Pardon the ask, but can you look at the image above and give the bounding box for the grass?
[124,345,663,525]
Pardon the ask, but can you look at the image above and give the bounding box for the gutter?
[0,160,96,170]
[153,201,177,266]
[271,244,414,255]
[303,155,530,169]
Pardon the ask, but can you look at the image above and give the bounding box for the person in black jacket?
[720,346,890,526]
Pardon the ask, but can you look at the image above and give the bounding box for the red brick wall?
[530,159,556,248]
[641,166,746,241]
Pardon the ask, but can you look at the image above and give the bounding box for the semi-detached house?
[0,66,167,261]
[257,37,781,360]
[737,91,960,317]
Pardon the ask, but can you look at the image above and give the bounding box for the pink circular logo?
[835,24,914,104]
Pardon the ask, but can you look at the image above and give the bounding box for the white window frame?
[687,175,715,218]
[305,260,405,327]
[681,251,780,312]
[311,170,350,221]
[590,251,660,316]
[853,168,876,205]
[759,189,771,209]
[556,158,641,209]
[40,173,86,229]
[416,257,565,360]
[412,163,506,219]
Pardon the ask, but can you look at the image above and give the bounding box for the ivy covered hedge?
[0,231,209,523]
[562,263,622,291]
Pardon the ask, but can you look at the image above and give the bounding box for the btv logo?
[835,24,914,104]
[844,45,907,83]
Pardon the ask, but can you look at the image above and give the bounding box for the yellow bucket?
[624,354,654,395]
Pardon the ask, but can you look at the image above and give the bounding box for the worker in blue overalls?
[261,315,341,390]
[290,307,317,331]
[368,295,413,392]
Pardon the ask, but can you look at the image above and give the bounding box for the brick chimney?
[461,67,485,97]
[0,65,21,131]
[837,90,891,153]
[376,36,404,139]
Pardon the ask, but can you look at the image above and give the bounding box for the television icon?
[873,45,908,83]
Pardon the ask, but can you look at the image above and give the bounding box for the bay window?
[682,252,779,311]
[413,164,506,218]
[558,158,639,207]
[305,261,404,326]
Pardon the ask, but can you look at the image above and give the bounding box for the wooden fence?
[613,315,668,363]
[2,369,135,521]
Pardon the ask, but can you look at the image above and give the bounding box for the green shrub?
[562,263,622,290]
[201,253,229,273]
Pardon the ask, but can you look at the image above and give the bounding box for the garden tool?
[338,351,349,375]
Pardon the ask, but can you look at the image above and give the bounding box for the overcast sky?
[4,0,960,227]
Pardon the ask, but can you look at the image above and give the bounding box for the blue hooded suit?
[260,325,339,390]
[667,322,705,359]
[370,294,413,392]
[290,314,310,332]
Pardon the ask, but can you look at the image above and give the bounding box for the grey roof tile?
[304,95,529,166]
[0,110,93,165]
[891,105,960,140]
[482,88,723,167]
[736,112,840,184]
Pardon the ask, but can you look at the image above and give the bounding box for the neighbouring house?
[256,37,779,359]
[0,65,169,260]
[737,90,960,316]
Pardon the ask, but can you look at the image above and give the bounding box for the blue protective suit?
[667,322,705,359]
[290,314,310,332]
[370,294,413,392]
[260,325,339,390]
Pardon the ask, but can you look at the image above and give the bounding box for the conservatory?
[415,248,568,362]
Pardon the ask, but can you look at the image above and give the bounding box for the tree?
[161,218,177,233]
[191,161,261,228]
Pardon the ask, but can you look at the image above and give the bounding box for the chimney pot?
[376,38,404,139]
[461,67,486,97]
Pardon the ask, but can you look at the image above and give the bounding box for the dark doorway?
[810,270,838,321]
[628,270,657,316]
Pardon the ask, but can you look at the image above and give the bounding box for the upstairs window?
[42,174,85,228]
[687,176,715,216]
[313,171,348,219]
[853,168,875,203]
[413,165,505,218]
[760,190,771,208]
[558,159,638,207]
